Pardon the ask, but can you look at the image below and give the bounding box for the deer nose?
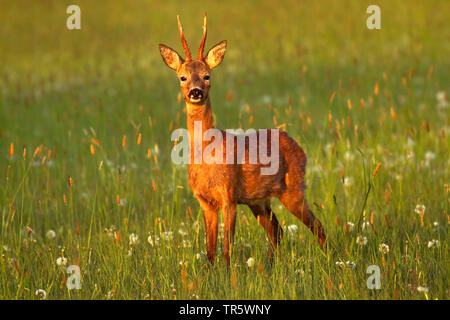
[188,88,204,100]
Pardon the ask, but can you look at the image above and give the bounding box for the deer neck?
[186,97,214,128]
[186,97,215,165]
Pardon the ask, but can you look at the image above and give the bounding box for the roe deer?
[159,14,326,266]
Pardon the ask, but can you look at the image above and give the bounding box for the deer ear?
[204,40,227,69]
[159,44,184,71]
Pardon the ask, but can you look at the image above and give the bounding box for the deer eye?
[203,75,210,80]
[180,76,187,81]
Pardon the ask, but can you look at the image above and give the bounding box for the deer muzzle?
[188,88,204,103]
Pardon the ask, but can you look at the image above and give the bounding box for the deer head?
[159,14,227,105]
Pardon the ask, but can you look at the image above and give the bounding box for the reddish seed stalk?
[372,162,382,177]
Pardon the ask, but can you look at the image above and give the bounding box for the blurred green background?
[1,0,448,160]
[0,0,448,299]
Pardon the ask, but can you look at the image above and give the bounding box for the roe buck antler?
[159,14,326,266]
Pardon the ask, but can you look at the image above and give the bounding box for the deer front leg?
[223,203,237,266]
[202,208,218,265]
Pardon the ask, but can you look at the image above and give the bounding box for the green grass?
[0,0,448,299]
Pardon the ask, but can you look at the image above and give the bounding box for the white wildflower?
[287,224,298,240]
[246,257,255,268]
[343,177,354,187]
[129,233,139,246]
[107,290,114,299]
[417,286,429,293]
[379,243,390,254]
[295,269,305,276]
[345,261,356,269]
[261,95,272,104]
[56,257,67,266]
[415,204,426,215]
[46,230,56,239]
[361,221,371,232]
[345,222,355,232]
[356,236,368,246]
[182,240,192,248]
[35,289,47,300]
[104,225,117,238]
[432,221,439,231]
[344,151,355,161]
[161,231,174,241]
[147,235,160,247]
[119,198,127,207]
[427,239,440,248]
[406,137,415,147]
[436,91,448,109]
[424,151,436,161]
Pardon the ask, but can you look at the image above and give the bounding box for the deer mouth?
[189,97,203,103]
[188,88,205,103]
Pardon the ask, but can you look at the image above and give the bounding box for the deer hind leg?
[222,203,237,266]
[248,201,283,259]
[280,189,326,249]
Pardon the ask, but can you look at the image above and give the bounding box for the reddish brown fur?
[160,15,326,266]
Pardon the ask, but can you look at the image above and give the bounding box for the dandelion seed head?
[56,257,67,266]
[46,230,56,239]
[427,239,440,248]
[107,290,114,299]
[182,239,192,248]
[436,91,448,109]
[417,286,429,293]
[35,289,47,300]
[286,224,299,240]
[129,233,139,246]
[344,151,355,162]
[415,204,426,215]
[119,198,127,207]
[178,228,188,237]
[161,231,174,241]
[379,243,390,254]
[424,151,436,161]
[343,177,354,188]
[147,234,160,247]
[356,236,368,246]
[361,221,370,232]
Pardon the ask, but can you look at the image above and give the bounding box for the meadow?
[0,0,448,299]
